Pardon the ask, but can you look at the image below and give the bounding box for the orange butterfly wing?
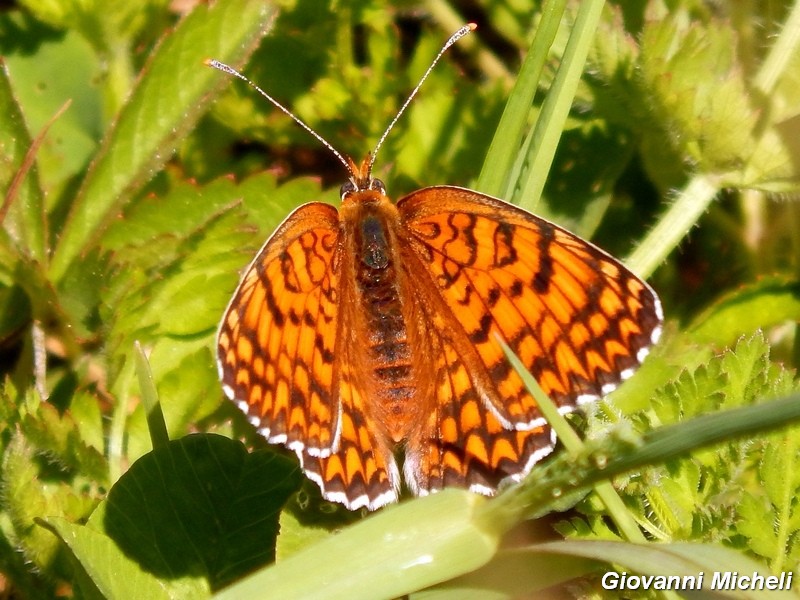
[397,186,662,494]
[217,202,398,509]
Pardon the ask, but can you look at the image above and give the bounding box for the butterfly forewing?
[217,201,401,510]
[217,203,345,453]
[399,186,662,411]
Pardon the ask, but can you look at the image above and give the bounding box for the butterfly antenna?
[366,23,476,174]
[205,58,356,179]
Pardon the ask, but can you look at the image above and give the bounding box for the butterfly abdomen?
[351,208,416,437]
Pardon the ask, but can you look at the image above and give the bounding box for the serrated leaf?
[100,171,310,256]
[101,434,301,591]
[713,332,782,409]
[644,462,700,537]
[49,0,277,282]
[750,432,800,571]
[737,492,776,559]
[22,399,108,483]
[102,173,315,350]
[639,16,757,175]
[1,431,99,576]
[70,390,105,454]
[655,360,725,424]
[585,5,640,126]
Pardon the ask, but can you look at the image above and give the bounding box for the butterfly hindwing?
[217,203,344,453]
[300,356,399,510]
[401,287,556,495]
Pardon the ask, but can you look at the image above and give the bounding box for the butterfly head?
[340,154,386,201]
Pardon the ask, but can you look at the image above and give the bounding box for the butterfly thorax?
[341,188,417,442]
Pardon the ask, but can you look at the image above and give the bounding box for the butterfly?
[213,25,663,511]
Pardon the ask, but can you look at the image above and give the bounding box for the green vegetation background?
[1,0,800,598]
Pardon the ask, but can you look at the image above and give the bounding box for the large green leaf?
[49,0,277,282]
[99,434,301,591]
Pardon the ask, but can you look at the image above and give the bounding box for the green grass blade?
[475,0,567,197]
[511,0,606,212]
[133,341,169,451]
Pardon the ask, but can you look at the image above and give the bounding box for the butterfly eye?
[370,178,387,195]
[340,180,358,200]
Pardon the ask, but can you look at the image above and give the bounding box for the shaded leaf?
[102,434,301,591]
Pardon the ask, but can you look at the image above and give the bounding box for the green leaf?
[744,432,800,573]
[415,547,600,599]
[49,0,277,282]
[101,434,301,591]
[41,516,187,600]
[216,490,499,600]
[639,14,757,182]
[21,397,109,483]
[744,1,800,191]
[101,173,315,352]
[688,277,800,347]
[1,430,99,578]
[1,21,100,215]
[0,53,46,262]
